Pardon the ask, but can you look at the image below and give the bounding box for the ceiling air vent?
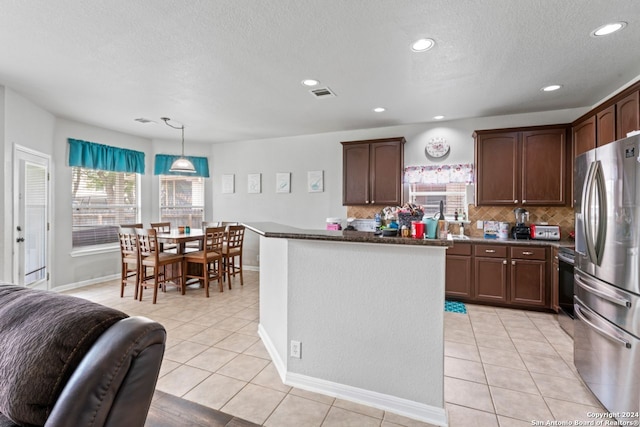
[309,87,336,98]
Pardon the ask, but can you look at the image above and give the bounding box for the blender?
[511,207,531,239]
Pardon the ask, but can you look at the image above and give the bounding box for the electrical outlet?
[476,220,484,229]
[290,340,301,359]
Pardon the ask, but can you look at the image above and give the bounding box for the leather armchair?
[0,284,166,427]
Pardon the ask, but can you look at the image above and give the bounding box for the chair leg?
[134,263,140,300]
[120,262,126,297]
[152,268,159,304]
[217,260,223,292]
[238,254,243,286]
[204,261,210,298]
[226,256,233,290]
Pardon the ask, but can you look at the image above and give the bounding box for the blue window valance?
[68,138,145,174]
[154,154,210,177]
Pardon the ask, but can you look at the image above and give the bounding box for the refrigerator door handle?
[592,161,607,265]
[575,303,631,349]
[583,161,598,264]
[575,274,632,308]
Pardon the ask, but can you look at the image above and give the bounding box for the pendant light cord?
[161,117,185,156]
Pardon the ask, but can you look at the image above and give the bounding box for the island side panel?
[258,236,289,373]
[286,239,445,407]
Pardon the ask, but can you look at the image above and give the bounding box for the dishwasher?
[557,247,575,337]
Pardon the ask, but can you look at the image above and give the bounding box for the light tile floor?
[65,271,604,427]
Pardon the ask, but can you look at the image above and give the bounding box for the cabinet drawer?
[448,243,471,256]
[475,245,507,258]
[510,246,546,260]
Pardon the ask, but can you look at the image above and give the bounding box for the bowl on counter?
[382,228,398,237]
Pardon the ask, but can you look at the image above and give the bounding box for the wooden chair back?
[136,228,160,262]
[120,223,143,229]
[225,225,245,251]
[118,227,138,260]
[203,226,226,256]
[150,222,171,233]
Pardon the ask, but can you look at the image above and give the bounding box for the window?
[409,182,468,220]
[160,176,204,228]
[71,168,139,248]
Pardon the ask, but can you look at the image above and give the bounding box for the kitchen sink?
[449,235,470,240]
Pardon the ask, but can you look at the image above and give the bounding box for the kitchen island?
[244,222,451,426]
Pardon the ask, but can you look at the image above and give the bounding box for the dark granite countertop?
[242,222,452,247]
[450,236,575,249]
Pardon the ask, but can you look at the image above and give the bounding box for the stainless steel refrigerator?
[574,133,640,422]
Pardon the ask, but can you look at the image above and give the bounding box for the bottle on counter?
[459,222,464,237]
[374,213,381,230]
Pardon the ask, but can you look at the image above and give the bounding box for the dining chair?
[182,226,226,296]
[135,228,184,304]
[119,223,143,228]
[223,225,245,288]
[118,227,140,299]
[202,221,221,228]
[150,222,177,252]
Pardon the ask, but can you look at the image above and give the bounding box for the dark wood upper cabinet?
[474,132,519,205]
[341,137,405,206]
[521,129,566,205]
[596,105,616,147]
[573,116,596,157]
[475,126,568,206]
[617,90,640,138]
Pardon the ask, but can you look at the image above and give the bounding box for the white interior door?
[13,146,50,288]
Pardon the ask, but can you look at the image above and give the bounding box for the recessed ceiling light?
[411,38,435,52]
[302,79,320,87]
[591,22,627,37]
[541,85,562,92]
[433,115,445,120]
[373,107,386,113]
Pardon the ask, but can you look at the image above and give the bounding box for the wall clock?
[425,137,450,158]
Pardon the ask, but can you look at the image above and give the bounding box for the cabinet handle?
[365,201,370,204]
[523,200,527,203]
[514,200,519,203]
[512,260,516,265]
[522,251,533,255]
[503,260,507,265]
[485,249,496,253]
[554,255,559,260]
[371,200,375,204]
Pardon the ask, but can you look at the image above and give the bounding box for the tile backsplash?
[346,204,575,239]
[467,205,575,238]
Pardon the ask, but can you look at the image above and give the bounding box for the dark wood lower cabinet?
[474,257,508,303]
[445,243,472,298]
[445,242,551,310]
[510,259,546,306]
[446,255,472,298]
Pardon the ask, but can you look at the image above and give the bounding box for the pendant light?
[161,117,196,173]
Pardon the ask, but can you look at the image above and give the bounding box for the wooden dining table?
[156,229,205,255]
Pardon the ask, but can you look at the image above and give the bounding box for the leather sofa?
[0,284,166,427]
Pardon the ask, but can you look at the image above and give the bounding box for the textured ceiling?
[0,0,638,143]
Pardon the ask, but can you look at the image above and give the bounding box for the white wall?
[52,118,154,287]
[0,88,56,282]
[211,107,588,266]
[0,82,589,286]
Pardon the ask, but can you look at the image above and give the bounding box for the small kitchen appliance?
[530,224,561,240]
[511,208,531,239]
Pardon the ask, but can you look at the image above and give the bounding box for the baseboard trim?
[52,274,119,293]
[258,324,286,382]
[258,325,448,426]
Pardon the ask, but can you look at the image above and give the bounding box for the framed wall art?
[276,172,291,193]
[221,174,235,194]
[248,173,261,194]
[307,170,323,192]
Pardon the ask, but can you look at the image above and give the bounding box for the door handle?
[16,237,24,243]
[575,302,631,348]
[575,274,631,308]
